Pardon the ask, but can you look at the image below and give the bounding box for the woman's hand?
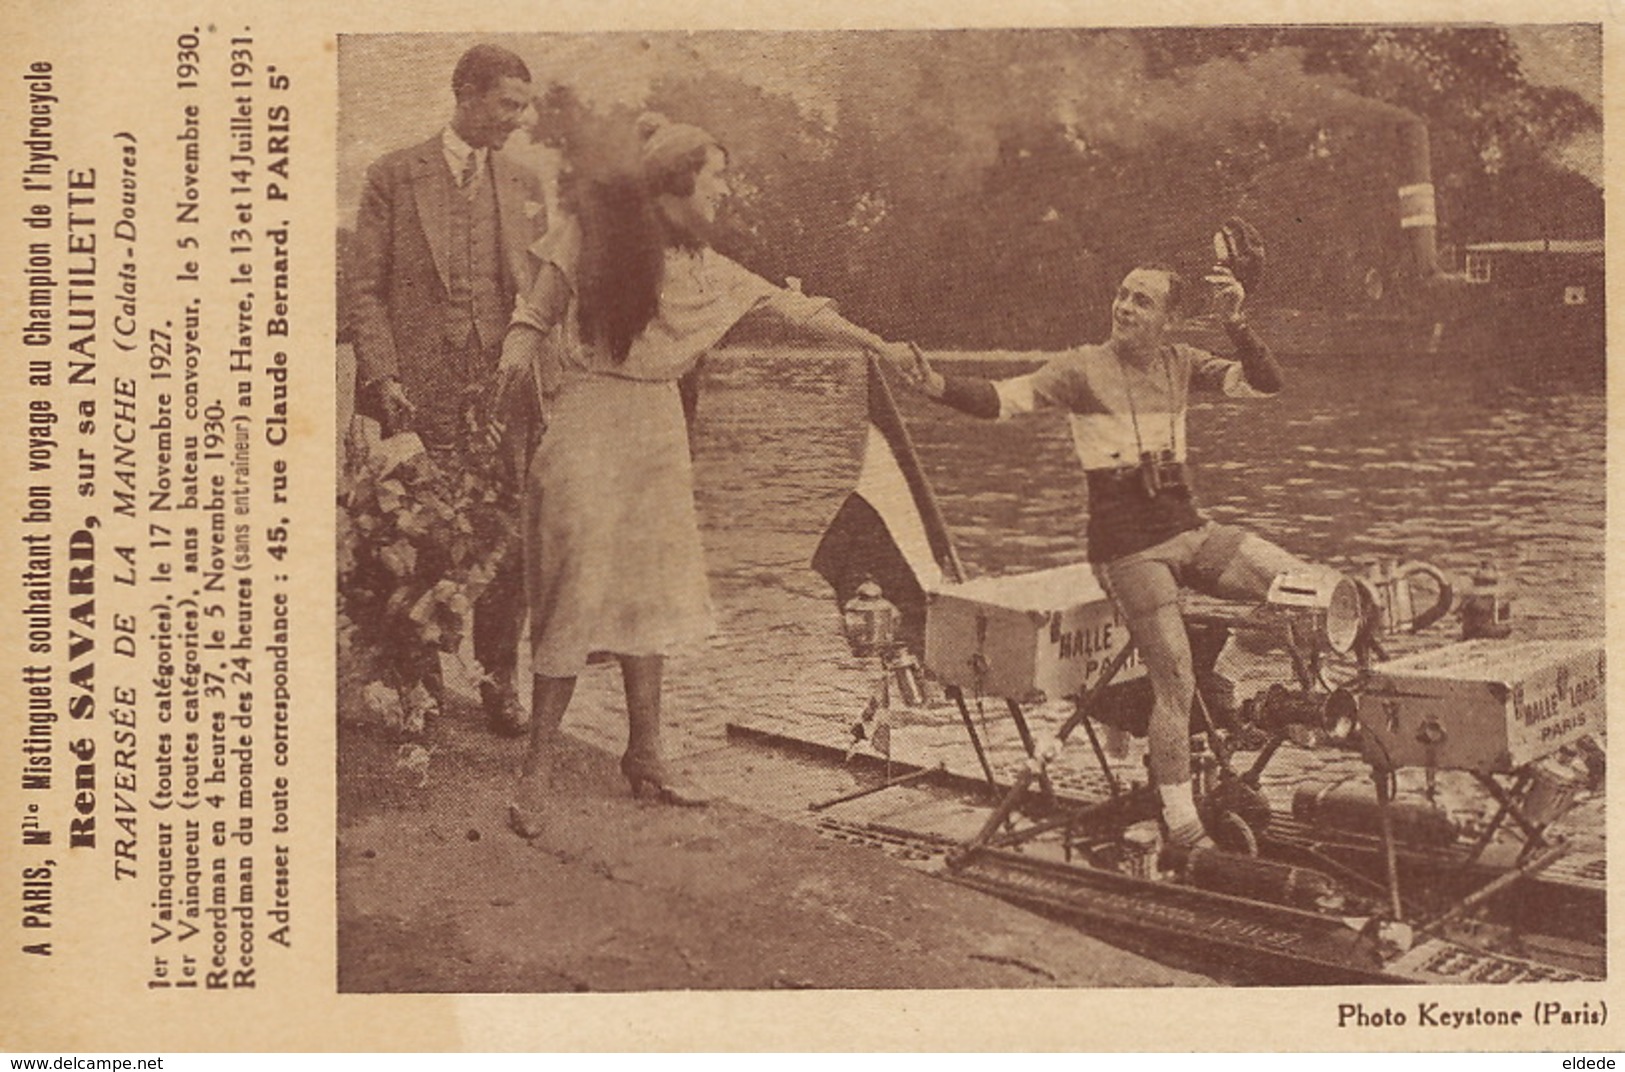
[492,324,542,416]
[802,307,937,395]
[869,339,917,382]
[493,264,568,413]
[874,340,939,395]
[895,342,944,399]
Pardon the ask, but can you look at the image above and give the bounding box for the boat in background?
[1185,119,1604,370]
[1453,238,1604,360]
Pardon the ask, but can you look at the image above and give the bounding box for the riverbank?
[336,700,1211,993]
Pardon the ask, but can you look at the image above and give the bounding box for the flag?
[812,356,963,655]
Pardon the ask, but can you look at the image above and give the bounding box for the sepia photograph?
[330,24,1606,998]
[7,0,1622,1053]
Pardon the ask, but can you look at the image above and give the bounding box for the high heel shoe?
[620,754,712,807]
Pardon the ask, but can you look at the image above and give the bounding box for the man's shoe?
[482,680,527,738]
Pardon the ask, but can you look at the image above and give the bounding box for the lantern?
[1266,567,1363,656]
[841,579,898,659]
[1460,560,1513,640]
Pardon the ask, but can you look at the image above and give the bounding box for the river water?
[692,342,1605,644]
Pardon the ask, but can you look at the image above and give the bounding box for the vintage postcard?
[0,0,1617,1052]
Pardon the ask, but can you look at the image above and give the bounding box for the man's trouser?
[1093,522,1308,786]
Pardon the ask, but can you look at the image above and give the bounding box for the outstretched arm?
[793,304,925,383]
[906,345,1002,420]
[800,304,888,353]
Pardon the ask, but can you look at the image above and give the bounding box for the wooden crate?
[924,564,1143,703]
[1355,639,1604,773]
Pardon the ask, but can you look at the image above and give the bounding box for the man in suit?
[350,43,547,735]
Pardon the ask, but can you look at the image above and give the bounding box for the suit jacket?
[349,133,547,403]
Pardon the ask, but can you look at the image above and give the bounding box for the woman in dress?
[500,114,913,836]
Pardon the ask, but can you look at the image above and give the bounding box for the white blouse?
[512,214,831,383]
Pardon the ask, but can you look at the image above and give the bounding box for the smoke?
[810,31,1427,199]
[1051,37,1421,154]
[507,31,1433,199]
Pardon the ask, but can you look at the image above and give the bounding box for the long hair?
[573,135,722,363]
[575,175,665,364]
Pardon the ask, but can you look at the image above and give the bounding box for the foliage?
[509,29,1602,348]
[336,389,522,729]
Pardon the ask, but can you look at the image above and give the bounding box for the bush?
[337,396,523,736]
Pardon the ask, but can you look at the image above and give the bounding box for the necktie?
[460,151,480,189]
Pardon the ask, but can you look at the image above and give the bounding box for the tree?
[523,27,1601,347]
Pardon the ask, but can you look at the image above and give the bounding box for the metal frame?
[950,642,1141,863]
[944,605,1582,952]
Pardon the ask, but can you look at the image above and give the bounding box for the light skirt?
[525,375,714,677]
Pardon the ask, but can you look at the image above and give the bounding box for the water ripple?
[695,347,1604,641]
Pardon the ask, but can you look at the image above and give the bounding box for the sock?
[1158,780,1210,848]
